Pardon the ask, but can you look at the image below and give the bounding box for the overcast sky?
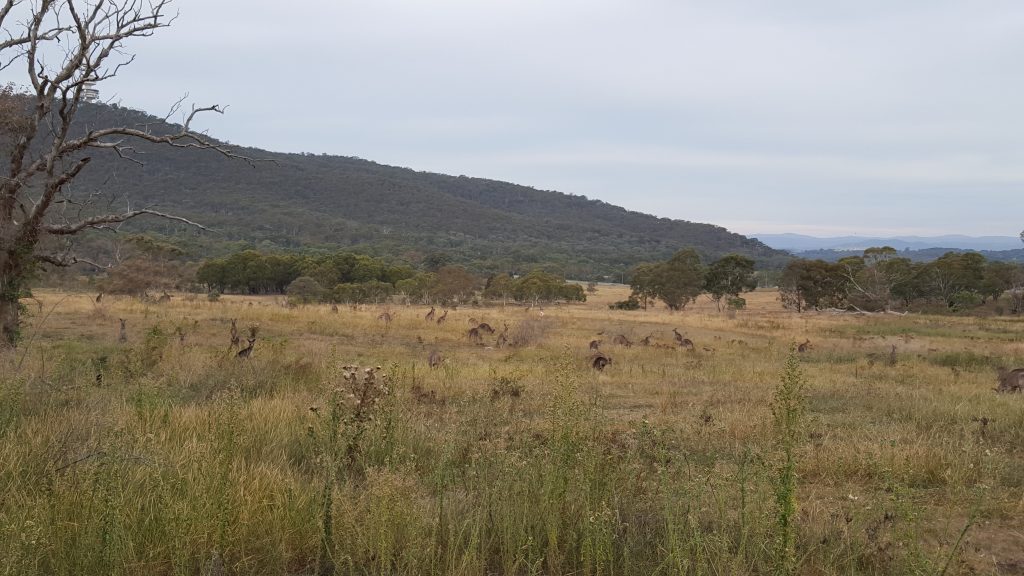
[6,1,1024,237]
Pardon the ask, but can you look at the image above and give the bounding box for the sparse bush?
[609,296,641,310]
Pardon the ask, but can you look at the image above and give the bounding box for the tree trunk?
[0,247,28,347]
[0,295,18,348]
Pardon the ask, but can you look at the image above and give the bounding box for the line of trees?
[780,247,1024,313]
[621,249,758,311]
[196,250,585,306]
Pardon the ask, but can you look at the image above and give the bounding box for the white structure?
[81,81,99,102]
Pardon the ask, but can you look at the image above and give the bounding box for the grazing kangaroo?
[118,319,127,343]
[476,322,495,334]
[428,350,443,369]
[612,334,632,348]
[229,319,240,348]
[468,327,482,344]
[425,307,436,321]
[436,309,448,325]
[679,337,695,351]
[996,367,1024,393]
[797,339,811,353]
[589,339,601,351]
[236,338,256,359]
[590,352,612,371]
[640,333,653,346]
[157,291,171,304]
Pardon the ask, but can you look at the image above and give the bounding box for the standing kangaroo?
[428,350,443,368]
[229,319,240,349]
[673,328,694,351]
[118,319,127,343]
[436,309,448,325]
[237,338,256,359]
[425,307,436,321]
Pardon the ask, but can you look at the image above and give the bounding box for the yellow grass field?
[1,286,1022,575]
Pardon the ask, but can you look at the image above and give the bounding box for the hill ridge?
[67,102,790,277]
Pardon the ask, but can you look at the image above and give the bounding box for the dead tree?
[0,1,253,347]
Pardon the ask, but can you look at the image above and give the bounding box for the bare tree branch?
[43,207,213,235]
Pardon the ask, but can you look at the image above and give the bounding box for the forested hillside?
[65,103,789,278]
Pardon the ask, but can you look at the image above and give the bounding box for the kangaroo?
[428,350,443,369]
[797,339,811,353]
[330,303,339,313]
[476,322,495,334]
[175,326,186,345]
[118,319,127,343]
[237,338,256,359]
[612,334,632,348]
[377,312,392,324]
[496,322,510,349]
[996,367,1024,393]
[425,307,436,321]
[436,309,448,325]
[468,327,482,344]
[679,337,695,351]
[589,339,601,351]
[157,291,172,304]
[640,333,653,346]
[590,352,612,371]
[95,292,103,304]
[672,328,685,346]
[229,319,240,348]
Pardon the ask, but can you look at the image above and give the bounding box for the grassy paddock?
[1,287,1022,575]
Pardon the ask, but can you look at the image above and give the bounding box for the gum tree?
[0,0,248,346]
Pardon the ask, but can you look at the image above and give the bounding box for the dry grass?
[1,286,1022,575]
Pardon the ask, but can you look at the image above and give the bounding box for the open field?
[1,286,1022,575]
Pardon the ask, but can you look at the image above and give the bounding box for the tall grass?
[0,288,1019,574]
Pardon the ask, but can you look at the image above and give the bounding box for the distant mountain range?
[59,103,790,279]
[754,233,1023,252]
